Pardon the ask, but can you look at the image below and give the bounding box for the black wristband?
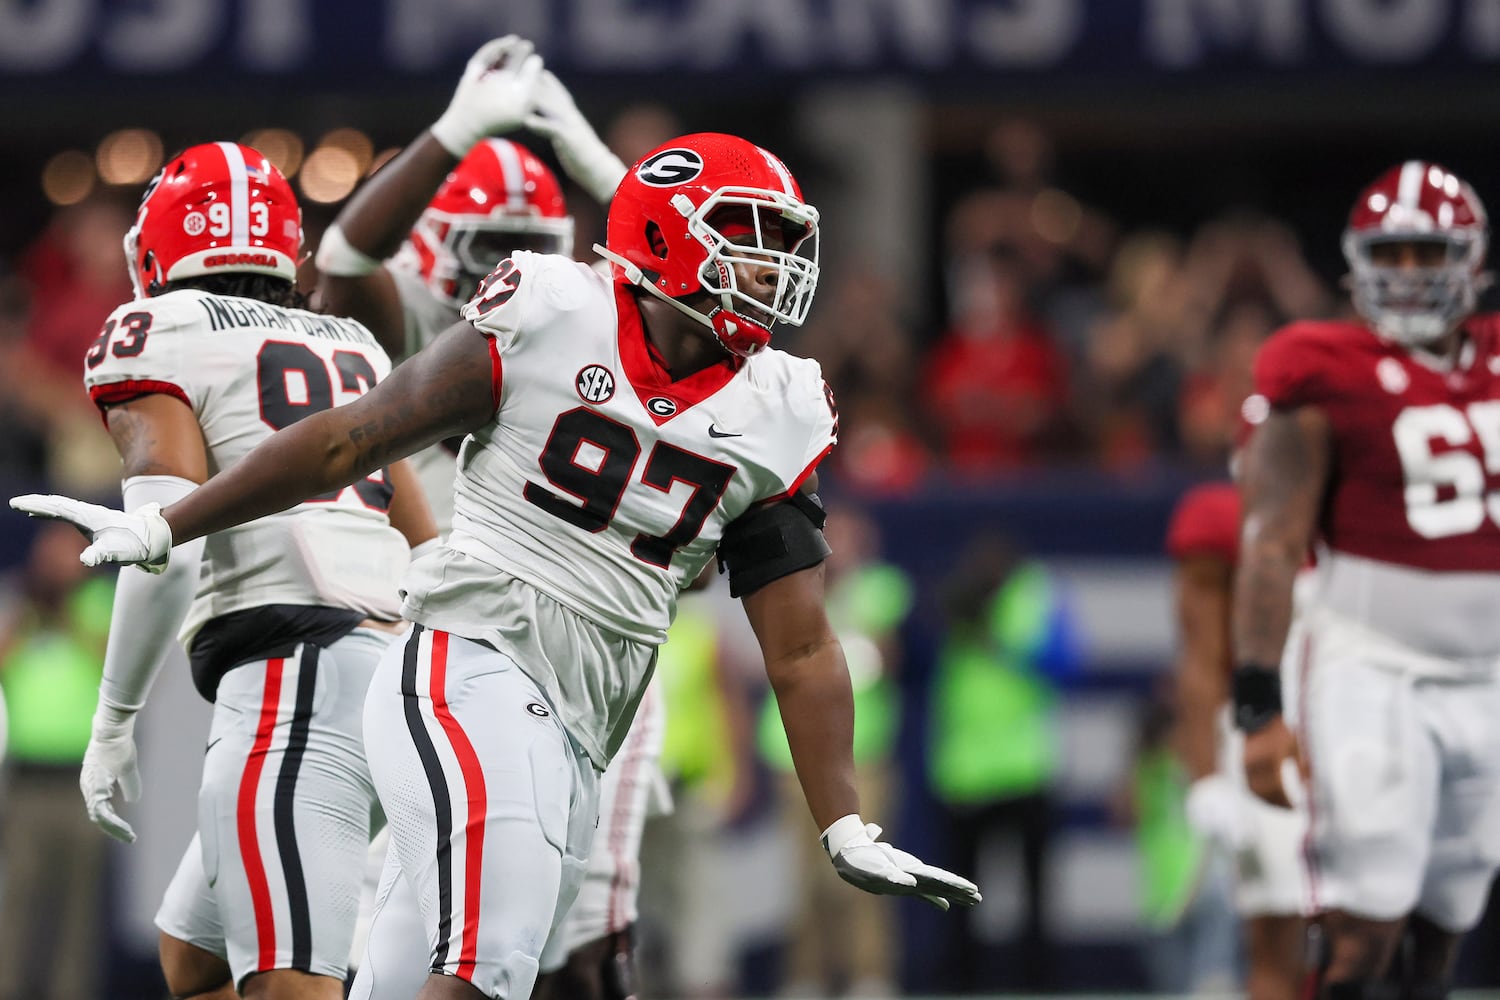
[1232,663,1283,733]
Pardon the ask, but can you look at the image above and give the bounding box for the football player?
[69,141,436,1000]
[1233,161,1500,1000]
[313,38,663,1000]
[1168,425,1308,1000]
[16,132,981,1000]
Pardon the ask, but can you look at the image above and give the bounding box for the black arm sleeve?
[716,491,832,598]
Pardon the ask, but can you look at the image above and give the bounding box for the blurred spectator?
[0,270,50,482]
[928,537,1080,993]
[921,248,1074,473]
[830,394,931,495]
[1122,680,1241,995]
[1176,299,1276,468]
[9,198,133,496]
[0,523,115,1000]
[19,196,133,380]
[796,265,931,492]
[757,507,913,997]
[946,118,1116,294]
[1080,231,1196,467]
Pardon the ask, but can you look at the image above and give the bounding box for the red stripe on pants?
[238,657,285,970]
[430,631,488,981]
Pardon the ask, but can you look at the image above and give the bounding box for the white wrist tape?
[820,813,867,858]
[315,224,384,278]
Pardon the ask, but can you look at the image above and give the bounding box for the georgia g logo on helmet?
[636,148,705,187]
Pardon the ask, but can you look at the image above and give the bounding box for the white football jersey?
[84,289,410,647]
[400,252,836,763]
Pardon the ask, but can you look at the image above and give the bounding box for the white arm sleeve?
[97,475,206,711]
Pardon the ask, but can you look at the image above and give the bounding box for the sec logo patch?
[576,365,615,403]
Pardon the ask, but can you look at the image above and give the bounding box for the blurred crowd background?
[6,2,1500,997]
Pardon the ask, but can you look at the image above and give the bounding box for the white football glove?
[10,495,173,572]
[1185,774,1250,850]
[822,814,982,911]
[524,69,628,204]
[431,35,545,158]
[80,699,142,843]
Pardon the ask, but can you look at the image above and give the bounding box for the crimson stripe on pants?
[429,630,488,981]
[238,656,286,969]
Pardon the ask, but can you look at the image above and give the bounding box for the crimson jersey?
[1166,482,1240,566]
[1254,317,1500,572]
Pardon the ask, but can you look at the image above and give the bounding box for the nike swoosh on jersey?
[707,424,743,438]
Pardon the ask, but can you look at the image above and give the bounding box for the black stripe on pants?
[399,624,457,970]
[272,643,319,969]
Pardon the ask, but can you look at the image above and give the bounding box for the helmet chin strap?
[593,243,769,356]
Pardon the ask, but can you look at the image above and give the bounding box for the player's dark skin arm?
[1232,405,1330,808]
[386,460,440,548]
[741,492,860,834]
[1172,552,1233,781]
[103,394,209,483]
[159,321,494,546]
[316,134,461,355]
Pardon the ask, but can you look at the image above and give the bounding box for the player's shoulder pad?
[84,290,212,407]
[87,291,203,375]
[1165,481,1240,562]
[461,252,607,351]
[747,349,837,436]
[1253,318,1370,410]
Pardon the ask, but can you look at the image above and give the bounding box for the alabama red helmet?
[1343,160,1490,346]
[397,138,573,308]
[598,133,820,358]
[124,141,301,299]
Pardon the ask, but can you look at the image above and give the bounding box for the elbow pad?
[717,491,831,598]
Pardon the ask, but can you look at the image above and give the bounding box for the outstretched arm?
[742,559,857,830]
[735,483,979,910]
[316,36,544,354]
[163,321,497,545]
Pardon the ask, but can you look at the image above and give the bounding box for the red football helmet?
[125,141,302,299]
[1343,160,1490,346]
[598,132,820,358]
[396,138,574,308]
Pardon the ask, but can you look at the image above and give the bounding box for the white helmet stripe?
[1397,160,1425,212]
[486,139,527,212]
[218,141,250,245]
[762,152,795,196]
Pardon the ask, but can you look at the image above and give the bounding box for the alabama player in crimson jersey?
[17,132,980,1000]
[314,39,666,1000]
[69,142,436,1000]
[1233,161,1500,1000]
[1167,441,1307,1000]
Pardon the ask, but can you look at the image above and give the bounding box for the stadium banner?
[0,0,1496,83]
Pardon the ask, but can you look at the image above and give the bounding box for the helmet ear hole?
[646,222,668,259]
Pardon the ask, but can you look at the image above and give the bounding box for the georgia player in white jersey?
[1235,162,1500,1000]
[314,38,665,998]
[17,131,981,1000]
[65,142,435,1000]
